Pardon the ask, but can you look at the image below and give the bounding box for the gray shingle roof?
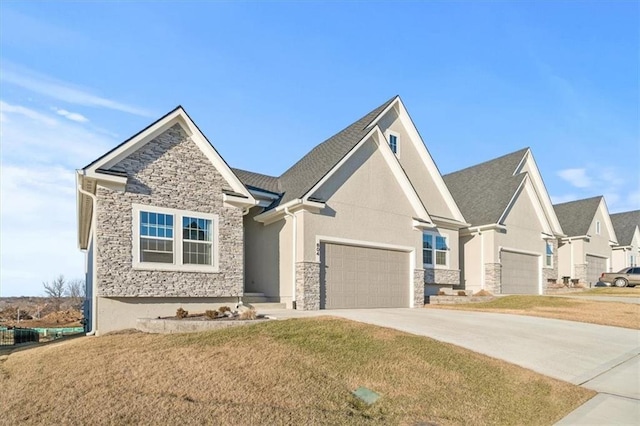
[231,168,281,194]
[233,96,398,208]
[442,148,529,226]
[610,210,640,246]
[553,196,603,237]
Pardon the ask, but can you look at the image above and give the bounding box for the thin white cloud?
[0,63,152,117]
[54,107,89,123]
[557,168,591,188]
[0,100,58,126]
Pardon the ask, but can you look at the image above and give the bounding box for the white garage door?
[319,242,409,309]
[500,250,540,294]
[586,255,607,286]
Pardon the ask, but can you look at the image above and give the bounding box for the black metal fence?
[0,328,40,346]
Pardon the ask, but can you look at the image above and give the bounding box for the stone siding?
[295,262,320,310]
[95,124,244,298]
[424,268,460,286]
[542,239,559,287]
[484,263,502,294]
[413,269,425,307]
[574,264,588,284]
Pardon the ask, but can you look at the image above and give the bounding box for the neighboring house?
[77,107,256,334]
[610,210,640,271]
[443,148,565,295]
[554,196,618,286]
[236,96,468,309]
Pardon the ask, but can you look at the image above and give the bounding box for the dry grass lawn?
[0,317,592,425]
[577,287,640,297]
[429,296,640,329]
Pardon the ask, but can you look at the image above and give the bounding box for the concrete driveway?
[266,308,640,424]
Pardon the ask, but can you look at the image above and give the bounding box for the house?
[443,148,565,295]
[77,107,256,334]
[236,96,468,309]
[609,210,639,271]
[77,96,468,334]
[553,196,618,286]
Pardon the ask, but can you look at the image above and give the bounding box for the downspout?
[480,230,485,290]
[570,240,574,279]
[78,182,98,336]
[283,206,297,309]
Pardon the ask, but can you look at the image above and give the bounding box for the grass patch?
[1,317,592,425]
[577,287,640,297]
[429,296,640,329]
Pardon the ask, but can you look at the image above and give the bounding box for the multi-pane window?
[182,216,212,265]
[140,212,174,263]
[423,233,448,267]
[389,134,398,154]
[545,242,553,267]
[134,205,217,271]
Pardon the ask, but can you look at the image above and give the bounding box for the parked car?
[599,267,640,288]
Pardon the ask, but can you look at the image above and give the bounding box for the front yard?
[428,295,639,329]
[0,317,592,425]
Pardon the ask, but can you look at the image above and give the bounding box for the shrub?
[218,306,231,313]
[176,308,188,319]
[457,290,467,296]
[473,289,493,296]
[204,310,218,319]
[239,309,257,320]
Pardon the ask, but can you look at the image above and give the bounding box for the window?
[385,130,400,156]
[133,204,218,271]
[631,255,635,267]
[595,220,601,235]
[545,241,553,267]
[423,232,448,267]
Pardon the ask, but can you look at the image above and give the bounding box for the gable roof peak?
[553,196,606,237]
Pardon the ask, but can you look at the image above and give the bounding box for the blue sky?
[1,1,638,297]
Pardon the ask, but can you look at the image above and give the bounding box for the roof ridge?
[552,195,604,208]
[443,147,529,178]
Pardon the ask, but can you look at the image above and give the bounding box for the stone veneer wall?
[95,124,244,298]
[574,264,588,284]
[424,269,460,286]
[413,269,425,307]
[484,263,502,294]
[295,262,320,310]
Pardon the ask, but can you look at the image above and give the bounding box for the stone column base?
[295,262,320,310]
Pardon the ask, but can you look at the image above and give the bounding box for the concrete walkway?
[264,308,640,424]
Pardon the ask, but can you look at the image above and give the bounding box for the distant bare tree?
[66,279,85,299]
[43,275,66,310]
[66,278,85,309]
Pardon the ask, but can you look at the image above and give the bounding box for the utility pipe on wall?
[77,182,98,336]
[283,206,297,309]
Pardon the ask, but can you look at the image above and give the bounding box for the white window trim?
[596,220,601,235]
[132,204,220,273]
[423,231,450,269]
[544,241,554,268]
[385,129,401,158]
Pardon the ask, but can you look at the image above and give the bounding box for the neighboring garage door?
[319,242,409,309]
[586,255,607,286]
[500,250,540,294]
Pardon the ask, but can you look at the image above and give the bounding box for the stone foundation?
[413,269,425,307]
[574,264,588,284]
[484,263,502,294]
[424,268,460,286]
[295,262,320,310]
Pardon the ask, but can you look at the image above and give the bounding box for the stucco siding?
[244,209,283,299]
[584,207,615,262]
[95,124,244,298]
[376,109,456,220]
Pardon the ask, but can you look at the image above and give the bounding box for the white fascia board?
[223,193,257,209]
[561,235,591,242]
[365,96,400,129]
[460,223,507,236]
[413,219,437,230]
[254,199,325,225]
[430,215,471,230]
[598,198,619,244]
[85,107,255,205]
[514,150,564,235]
[394,98,467,223]
[83,169,128,186]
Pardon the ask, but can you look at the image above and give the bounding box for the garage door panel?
[586,255,607,285]
[501,251,539,294]
[320,243,409,309]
